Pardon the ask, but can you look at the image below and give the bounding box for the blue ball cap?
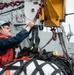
[0,20,10,27]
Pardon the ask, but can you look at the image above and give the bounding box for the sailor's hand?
[28,20,34,28]
[25,20,34,32]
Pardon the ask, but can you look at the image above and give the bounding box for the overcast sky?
[63,0,74,42]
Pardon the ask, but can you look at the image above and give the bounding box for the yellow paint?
[40,0,66,27]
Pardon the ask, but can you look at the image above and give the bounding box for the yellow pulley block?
[40,0,66,27]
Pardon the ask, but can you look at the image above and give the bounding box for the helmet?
[0,20,10,27]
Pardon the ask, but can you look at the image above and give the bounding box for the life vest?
[0,35,31,67]
[0,35,14,66]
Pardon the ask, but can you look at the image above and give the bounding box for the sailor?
[0,20,35,66]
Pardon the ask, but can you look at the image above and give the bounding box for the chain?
[0,1,24,10]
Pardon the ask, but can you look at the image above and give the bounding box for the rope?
[40,38,52,50]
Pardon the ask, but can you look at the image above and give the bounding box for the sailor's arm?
[25,14,37,32]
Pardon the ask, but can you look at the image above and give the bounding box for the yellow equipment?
[53,51,59,56]
[40,0,66,27]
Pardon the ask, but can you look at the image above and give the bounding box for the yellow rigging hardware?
[40,0,66,27]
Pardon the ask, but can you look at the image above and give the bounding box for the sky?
[63,0,74,42]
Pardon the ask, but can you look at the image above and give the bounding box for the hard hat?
[0,20,10,27]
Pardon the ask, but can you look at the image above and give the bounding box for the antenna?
[67,24,73,41]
